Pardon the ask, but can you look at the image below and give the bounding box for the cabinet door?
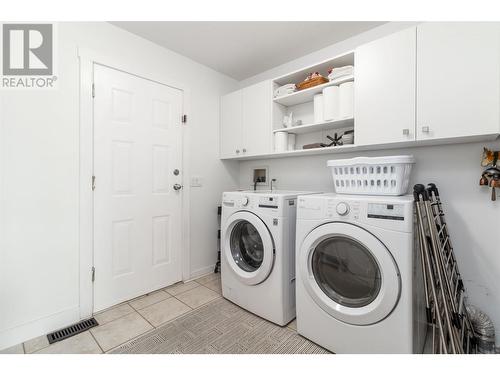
[220,89,242,158]
[417,22,500,140]
[355,27,416,145]
[242,81,272,156]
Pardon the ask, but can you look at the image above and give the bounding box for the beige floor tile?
[164,280,199,296]
[94,303,135,325]
[204,278,222,294]
[138,297,192,327]
[175,285,220,309]
[34,332,101,354]
[195,273,220,285]
[91,312,153,352]
[129,290,170,310]
[287,319,297,330]
[23,335,49,353]
[0,344,24,354]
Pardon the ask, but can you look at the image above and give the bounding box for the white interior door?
[93,64,183,312]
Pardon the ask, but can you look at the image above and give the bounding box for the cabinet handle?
[236,149,240,154]
[421,126,430,133]
[242,148,247,153]
[402,129,410,136]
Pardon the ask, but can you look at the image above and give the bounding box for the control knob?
[241,197,249,206]
[336,202,349,216]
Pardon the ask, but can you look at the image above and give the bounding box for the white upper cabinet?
[220,81,272,158]
[242,81,272,156]
[354,28,416,145]
[416,22,500,140]
[219,23,500,161]
[355,27,417,146]
[220,89,242,158]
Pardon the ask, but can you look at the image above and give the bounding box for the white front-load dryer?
[221,190,317,326]
[295,193,427,353]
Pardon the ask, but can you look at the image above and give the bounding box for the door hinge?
[91,267,95,282]
[92,175,96,191]
[92,83,95,98]
[182,114,187,124]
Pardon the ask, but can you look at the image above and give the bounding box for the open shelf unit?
[271,51,355,155]
[273,75,354,106]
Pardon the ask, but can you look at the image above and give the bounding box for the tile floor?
[1,272,286,354]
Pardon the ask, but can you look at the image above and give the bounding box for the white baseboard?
[188,264,216,281]
[0,306,80,351]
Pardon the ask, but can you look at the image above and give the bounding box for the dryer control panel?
[367,203,405,221]
[297,193,413,233]
[326,199,360,221]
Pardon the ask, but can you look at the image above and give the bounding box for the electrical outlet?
[190,176,203,187]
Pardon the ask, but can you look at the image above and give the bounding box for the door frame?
[78,47,192,319]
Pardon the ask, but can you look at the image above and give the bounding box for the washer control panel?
[258,196,278,209]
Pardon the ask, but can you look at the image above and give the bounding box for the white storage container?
[274,132,288,152]
[327,155,415,196]
[323,86,340,121]
[313,94,324,123]
[339,81,354,119]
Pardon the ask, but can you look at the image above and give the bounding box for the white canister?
[287,133,296,151]
[313,94,324,123]
[323,86,340,121]
[274,132,288,152]
[339,81,354,119]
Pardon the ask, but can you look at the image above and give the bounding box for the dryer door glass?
[230,220,264,272]
[312,236,381,308]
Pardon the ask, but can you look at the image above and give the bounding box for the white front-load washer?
[221,190,317,326]
[295,193,427,353]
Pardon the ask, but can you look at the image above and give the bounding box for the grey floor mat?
[110,298,329,354]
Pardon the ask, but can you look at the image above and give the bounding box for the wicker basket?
[296,76,328,91]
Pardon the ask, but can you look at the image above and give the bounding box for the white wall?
[239,22,500,344]
[0,22,239,349]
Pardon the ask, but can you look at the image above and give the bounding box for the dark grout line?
[89,330,105,354]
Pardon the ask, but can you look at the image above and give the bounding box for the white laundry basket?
[327,155,415,196]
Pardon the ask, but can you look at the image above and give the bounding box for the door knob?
[242,148,247,153]
[236,149,240,154]
[402,129,410,136]
[173,183,183,191]
[421,126,430,133]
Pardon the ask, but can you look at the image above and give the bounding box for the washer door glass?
[312,236,381,308]
[230,221,264,272]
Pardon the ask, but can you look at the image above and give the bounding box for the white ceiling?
[110,22,385,81]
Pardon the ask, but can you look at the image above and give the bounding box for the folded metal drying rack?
[413,183,477,354]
